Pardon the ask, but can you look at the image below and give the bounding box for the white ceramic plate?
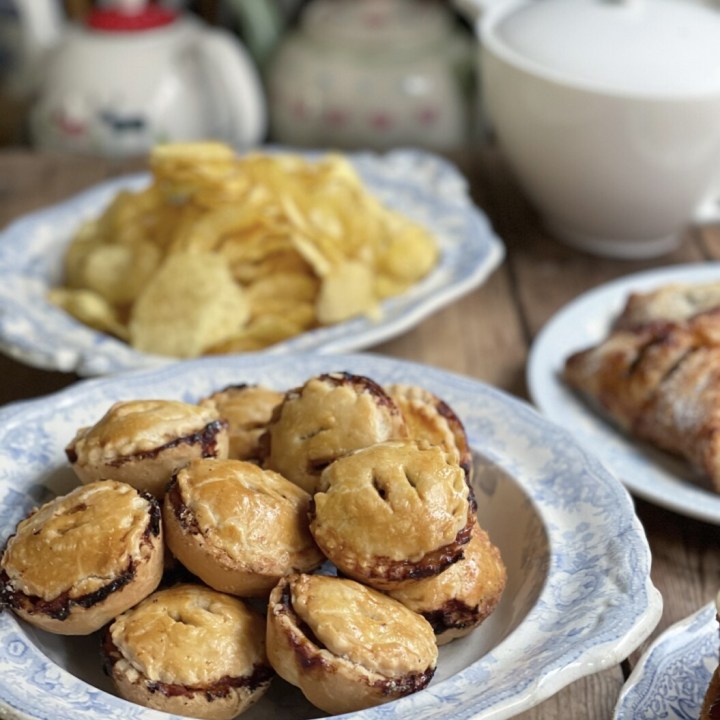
[0,353,661,720]
[527,263,720,525]
[614,602,718,720]
[0,148,504,377]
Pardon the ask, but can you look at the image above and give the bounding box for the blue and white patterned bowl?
[0,148,504,377]
[614,602,718,720]
[0,353,661,720]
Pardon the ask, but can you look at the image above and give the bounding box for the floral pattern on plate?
[0,148,504,377]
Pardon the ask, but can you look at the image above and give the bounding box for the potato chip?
[49,141,439,358]
[48,288,128,339]
[129,253,249,358]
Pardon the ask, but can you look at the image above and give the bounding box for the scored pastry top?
[68,399,223,463]
[286,573,436,678]
[312,440,469,562]
[109,583,266,687]
[2,480,156,600]
[172,458,320,570]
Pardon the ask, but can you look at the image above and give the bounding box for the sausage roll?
[103,583,272,719]
[66,399,229,497]
[261,372,407,494]
[266,573,437,715]
[0,480,162,635]
[563,306,720,492]
[163,458,324,597]
[310,440,473,590]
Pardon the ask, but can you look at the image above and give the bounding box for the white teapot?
[17,0,266,157]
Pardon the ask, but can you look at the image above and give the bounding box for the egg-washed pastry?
[563,304,720,492]
[65,399,229,497]
[261,372,408,494]
[387,525,506,644]
[701,591,720,719]
[163,458,324,597]
[199,383,284,462]
[385,383,473,481]
[266,573,437,715]
[310,440,473,590]
[103,583,273,720]
[613,281,720,330]
[0,480,162,635]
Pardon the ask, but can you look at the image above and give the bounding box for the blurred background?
[0,0,479,155]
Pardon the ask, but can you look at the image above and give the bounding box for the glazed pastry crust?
[311,440,472,588]
[385,383,472,479]
[163,458,324,597]
[199,384,283,462]
[105,583,272,720]
[387,525,507,644]
[262,372,407,494]
[266,573,437,715]
[564,308,720,491]
[66,399,229,497]
[0,480,163,635]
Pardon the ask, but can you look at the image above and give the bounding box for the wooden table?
[1,147,720,719]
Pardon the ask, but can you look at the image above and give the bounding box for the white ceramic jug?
[17,0,266,157]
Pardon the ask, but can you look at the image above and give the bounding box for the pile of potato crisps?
[48,142,439,358]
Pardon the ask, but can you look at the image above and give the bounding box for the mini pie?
[266,573,437,715]
[310,440,473,589]
[163,458,324,597]
[65,399,229,497]
[0,480,162,635]
[386,382,473,480]
[103,583,273,720]
[261,371,408,494]
[199,383,284,462]
[387,525,506,644]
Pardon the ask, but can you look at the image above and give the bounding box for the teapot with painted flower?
[16,0,267,157]
[266,0,474,151]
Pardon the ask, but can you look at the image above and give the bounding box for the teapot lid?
[488,0,720,97]
[86,0,176,32]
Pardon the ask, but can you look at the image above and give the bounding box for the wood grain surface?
[1,146,720,719]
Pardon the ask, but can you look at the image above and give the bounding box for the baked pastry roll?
[0,480,162,635]
[613,281,720,330]
[199,384,283,462]
[387,525,506,644]
[310,440,473,590]
[66,399,229,497]
[266,573,437,715]
[563,307,720,492]
[103,583,272,720]
[163,458,324,597]
[261,372,407,494]
[386,383,473,480]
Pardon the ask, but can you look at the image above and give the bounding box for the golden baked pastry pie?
[261,371,408,494]
[163,458,324,597]
[103,583,272,720]
[563,306,720,492]
[199,384,283,462]
[66,399,229,497]
[387,525,506,644]
[0,480,162,635]
[266,573,437,715]
[310,440,473,589]
[386,382,473,480]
